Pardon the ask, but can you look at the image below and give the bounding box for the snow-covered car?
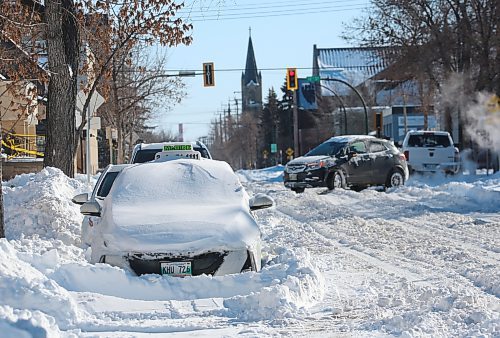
[79,159,273,277]
[402,131,460,174]
[130,141,212,163]
[284,135,409,193]
[72,164,130,247]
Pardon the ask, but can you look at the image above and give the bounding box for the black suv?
[284,135,409,193]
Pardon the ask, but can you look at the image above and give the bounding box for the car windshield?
[96,171,120,198]
[305,141,347,156]
[408,134,451,147]
[133,146,209,163]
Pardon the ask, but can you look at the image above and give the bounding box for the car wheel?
[350,185,365,192]
[327,170,346,190]
[386,169,405,188]
[292,187,305,194]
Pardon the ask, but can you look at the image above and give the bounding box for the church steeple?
[242,30,260,86]
[241,28,262,114]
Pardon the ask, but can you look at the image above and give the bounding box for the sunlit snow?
[0,166,499,336]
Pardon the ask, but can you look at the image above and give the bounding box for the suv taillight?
[404,151,409,161]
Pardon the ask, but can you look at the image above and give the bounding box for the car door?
[343,140,372,185]
[368,140,392,184]
[82,169,121,247]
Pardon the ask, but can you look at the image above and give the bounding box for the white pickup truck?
[402,131,460,174]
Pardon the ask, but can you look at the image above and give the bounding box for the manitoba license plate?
[161,261,192,277]
[289,174,297,181]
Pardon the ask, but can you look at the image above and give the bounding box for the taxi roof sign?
[163,144,193,151]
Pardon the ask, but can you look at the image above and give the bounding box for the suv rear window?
[408,134,451,148]
[133,146,210,163]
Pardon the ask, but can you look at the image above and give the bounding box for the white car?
[72,164,130,247]
[402,131,460,174]
[79,159,273,277]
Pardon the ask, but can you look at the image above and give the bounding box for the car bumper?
[410,162,460,173]
[97,249,258,276]
[283,168,327,189]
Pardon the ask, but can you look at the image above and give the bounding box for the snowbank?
[3,167,87,245]
[237,165,284,183]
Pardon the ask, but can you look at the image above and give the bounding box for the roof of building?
[242,36,260,85]
[313,46,392,89]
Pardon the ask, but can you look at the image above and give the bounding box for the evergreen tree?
[259,88,279,167]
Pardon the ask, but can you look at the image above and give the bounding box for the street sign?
[76,90,105,115]
[286,147,294,156]
[203,62,215,87]
[306,76,320,83]
[263,149,269,159]
[270,143,277,153]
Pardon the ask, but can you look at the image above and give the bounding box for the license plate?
[161,261,192,277]
[425,164,437,169]
[289,174,297,181]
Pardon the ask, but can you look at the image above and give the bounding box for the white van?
[402,131,460,174]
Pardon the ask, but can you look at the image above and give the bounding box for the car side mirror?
[72,193,89,205]
[249,193,274,211]
[80,201,101,216]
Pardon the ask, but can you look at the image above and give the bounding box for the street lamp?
[320,78,369,134]
[316,83,348,135]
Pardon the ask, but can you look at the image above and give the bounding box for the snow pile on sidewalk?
[3,167,88,245]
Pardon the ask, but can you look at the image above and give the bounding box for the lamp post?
[316,84,348,135]
[320,78,369,134]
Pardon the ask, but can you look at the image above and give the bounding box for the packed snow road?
[1,166,499,337]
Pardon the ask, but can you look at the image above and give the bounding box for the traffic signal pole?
[293,89,299,157]
[286,68,299,157]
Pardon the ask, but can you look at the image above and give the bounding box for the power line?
[178,5,369,22]
[179,0,368,14]
[120,65,377,74]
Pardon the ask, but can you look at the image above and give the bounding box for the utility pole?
[293,89,299,157]
[403,93,408,135]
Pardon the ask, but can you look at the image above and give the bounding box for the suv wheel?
[386,169,405,188]
[327,170,346,190]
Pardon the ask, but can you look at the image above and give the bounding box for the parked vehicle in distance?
[78,159,274,277]
[402,131,460,174]
[130,141,212,163]
[284,135,409,193]
[72,164,130,247]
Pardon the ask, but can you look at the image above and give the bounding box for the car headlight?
[305,160,325,171]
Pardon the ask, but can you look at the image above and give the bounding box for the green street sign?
[270,143,277,153]
[306,76,320,83]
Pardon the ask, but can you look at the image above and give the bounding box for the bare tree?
[1,0,193,177]
[345,0,499,137]
[98,45,186,163]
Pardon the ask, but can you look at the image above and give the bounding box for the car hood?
[98,201,260,255]
[287,155,331,166]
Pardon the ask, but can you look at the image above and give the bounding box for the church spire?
[242,28,259,86]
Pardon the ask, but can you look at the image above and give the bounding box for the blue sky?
[155,0,371,140]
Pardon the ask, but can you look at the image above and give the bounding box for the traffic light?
[286,68,298,91]
[203,62,215,87]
